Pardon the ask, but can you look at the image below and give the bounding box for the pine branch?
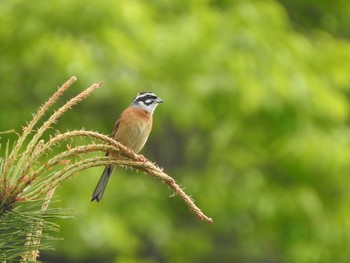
[0,76,213,262]
[1,77,76,187]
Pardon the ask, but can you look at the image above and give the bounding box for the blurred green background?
[1,0,350,262]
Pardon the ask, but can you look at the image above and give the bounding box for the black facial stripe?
[134,94,157,105]
[143,100,153,106]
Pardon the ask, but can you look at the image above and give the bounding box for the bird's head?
[132,92,164,113]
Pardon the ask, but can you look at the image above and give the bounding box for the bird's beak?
[156,98,164,103]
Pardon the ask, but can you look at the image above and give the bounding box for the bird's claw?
[139,154,147,163]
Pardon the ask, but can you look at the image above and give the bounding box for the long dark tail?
[91,166,114,202]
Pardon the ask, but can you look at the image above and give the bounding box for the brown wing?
[110,118,120,138]
[105,118,120,157]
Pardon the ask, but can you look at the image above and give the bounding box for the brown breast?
[113,107,153,153]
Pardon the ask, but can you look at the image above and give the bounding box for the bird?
[91,92,164,202]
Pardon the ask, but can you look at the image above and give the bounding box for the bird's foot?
[138,154,147,163]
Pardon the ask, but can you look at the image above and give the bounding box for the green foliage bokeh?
[1,0,350,262]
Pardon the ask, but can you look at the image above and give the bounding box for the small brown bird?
[91,92,164,202]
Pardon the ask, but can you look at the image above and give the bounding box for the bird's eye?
[144,99,153,104]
